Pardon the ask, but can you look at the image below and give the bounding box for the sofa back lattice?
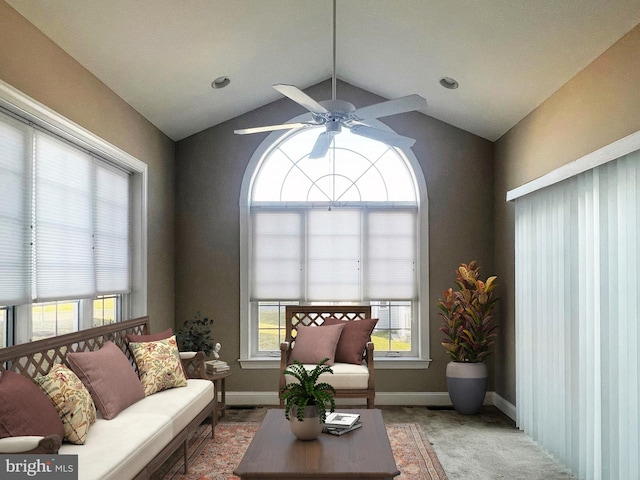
[0,316,149,380]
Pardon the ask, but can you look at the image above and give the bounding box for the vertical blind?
[251,207,417,302]
[0,112,131,305]
[515,150,640,479]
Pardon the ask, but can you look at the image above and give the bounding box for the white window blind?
[251,211,302,300]
[0,116,31,304]
[34,132,95,300]
[515,150,640,480]
[94,160,130,294]
[365,210,416,299]
[251,208,416,303]
[0,112,131,305]
[308,209,361,301]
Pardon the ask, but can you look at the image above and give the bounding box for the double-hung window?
[0,82,147,345]
[240,125,429,368]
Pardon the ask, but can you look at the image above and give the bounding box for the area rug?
[158,422,448,480]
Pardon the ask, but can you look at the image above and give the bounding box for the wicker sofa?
[0,316,215,480]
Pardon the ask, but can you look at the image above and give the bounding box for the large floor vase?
[446,361,488,414]
[289,405,323,440]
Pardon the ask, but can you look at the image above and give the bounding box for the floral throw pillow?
[36,364,97,445]
[129,335,188,396]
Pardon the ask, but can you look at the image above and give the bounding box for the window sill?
[238,357,432,370]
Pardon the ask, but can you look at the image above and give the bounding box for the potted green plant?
[438,261,498,414]
[281,359,336,440]
[175,312,215,357]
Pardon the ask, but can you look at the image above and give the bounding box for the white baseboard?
[224,391,516,421]
[488,392,516,421]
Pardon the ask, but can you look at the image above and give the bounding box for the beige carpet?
[159,421,447,480]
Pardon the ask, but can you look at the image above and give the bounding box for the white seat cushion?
[59,412,172,480]
[0,436,45,453]
[58,379,214,480]
[285,362,369,390]
[124,379,213,435]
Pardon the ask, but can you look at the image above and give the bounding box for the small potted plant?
[281,359,336,440]
[438,261,498,414]
[175,312,215,357]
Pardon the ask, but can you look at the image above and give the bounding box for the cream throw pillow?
[129,335,188,396]
[36,364,97,445]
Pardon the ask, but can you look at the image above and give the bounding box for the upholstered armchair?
[279,305,376,408]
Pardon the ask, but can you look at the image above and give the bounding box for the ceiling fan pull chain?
[332,0,337,101]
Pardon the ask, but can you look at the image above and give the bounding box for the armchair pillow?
[321,317,378,364]
[67,341,145,419]
[289,323,345,366]
[0,370,64,440]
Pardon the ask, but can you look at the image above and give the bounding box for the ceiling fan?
[233,0,427,159]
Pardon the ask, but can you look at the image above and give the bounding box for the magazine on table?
[323,420,362,436]
[323,412,360,429]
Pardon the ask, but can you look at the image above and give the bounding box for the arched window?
[240,122,429,368]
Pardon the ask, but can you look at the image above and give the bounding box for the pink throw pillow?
[321,317,378,364]
[0,370,65,439]
[67,341,145,419]
[289,323,345,366]
[126,327,173,343]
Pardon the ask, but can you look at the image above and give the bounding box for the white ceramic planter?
[289,405,323,441]
[446,361,488,415]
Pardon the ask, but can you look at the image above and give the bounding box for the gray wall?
[493,23,640,404]
[175,80,494,395]
[0,1,176,333]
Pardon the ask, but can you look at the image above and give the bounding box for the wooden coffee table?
[233,409,400,479]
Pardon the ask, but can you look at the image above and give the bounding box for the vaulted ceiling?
[7,0,640,141]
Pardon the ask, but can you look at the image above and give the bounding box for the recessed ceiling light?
[439,77,459,89]
[211,76,231,89]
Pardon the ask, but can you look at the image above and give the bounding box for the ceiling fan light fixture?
[211,76,231,89]
[233,0,426,153]
[326,119,342,135]
[439,77,459,89]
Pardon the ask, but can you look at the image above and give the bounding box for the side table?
[206,369,231,422]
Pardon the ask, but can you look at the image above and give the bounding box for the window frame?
[239,116,430,370]
[0,306,8,348]
[0,79,147,343]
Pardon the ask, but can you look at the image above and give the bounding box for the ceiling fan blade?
[234,122,310,135]
[273,84,329,115]
[354,94,427,121]
[350,125,416,149]
[308,132,334,159]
